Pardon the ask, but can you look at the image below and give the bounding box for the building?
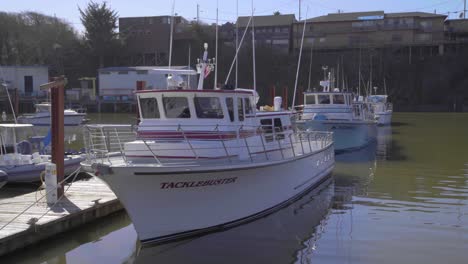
[293,11,447,51]
[445,19,468,42]
[235,14,297,53]
[98,66,196,101]
[0,66,48,96]
[119,16,190,65]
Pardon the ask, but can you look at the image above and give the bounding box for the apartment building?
[293,11,447,50]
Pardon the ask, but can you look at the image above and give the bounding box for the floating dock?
[0,177,122,256]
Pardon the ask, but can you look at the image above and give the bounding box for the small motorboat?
[0,123,84,183]
[368,95,393,126]
[17,103,86,127]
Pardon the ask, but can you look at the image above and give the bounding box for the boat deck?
[0,177,122,256]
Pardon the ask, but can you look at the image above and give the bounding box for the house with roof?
[98,66,197,101]
[293,11,447,50]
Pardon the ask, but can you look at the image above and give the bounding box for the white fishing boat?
[368,95,392,126]
[81,43,335,245]
[0,123,84,182]
[18,103,86,127]
[294,75,377,153]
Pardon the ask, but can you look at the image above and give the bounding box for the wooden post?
[40,76,67,198]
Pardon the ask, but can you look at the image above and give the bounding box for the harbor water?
[3,113,468,264]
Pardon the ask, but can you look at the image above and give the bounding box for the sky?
[2,0,467,32]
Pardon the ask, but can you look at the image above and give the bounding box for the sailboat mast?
[292,7,308,109]
[252,0,256,95]
[235,0,239,88]
[214,1,219,89]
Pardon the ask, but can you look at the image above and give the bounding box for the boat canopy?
[302,92,353,106]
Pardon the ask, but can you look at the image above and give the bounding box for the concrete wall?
[0,66,48,96]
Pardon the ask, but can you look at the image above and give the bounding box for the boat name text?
[160,177,237,189]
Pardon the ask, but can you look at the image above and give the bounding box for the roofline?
[136,89,254,95]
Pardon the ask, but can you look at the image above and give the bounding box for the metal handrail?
[82,124,333,167]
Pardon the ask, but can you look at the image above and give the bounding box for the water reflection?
[135,179,334,264]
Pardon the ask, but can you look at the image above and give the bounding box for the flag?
[43,128,52,147]
[204,65,211,79]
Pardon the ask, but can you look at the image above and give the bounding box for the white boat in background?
[368,95,393,126]
[0,123,84,182]
[18,103,86,127]
[81,44,335,245]
[294,78,377,153]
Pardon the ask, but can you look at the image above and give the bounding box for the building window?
[163,97,191,118]
[194,97,224,119]
[136,70,148,75]
[272,39,288,45]
[118,71,128,75]
[275,27,280,33]
[140,98,160,118]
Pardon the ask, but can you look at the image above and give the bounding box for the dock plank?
[0,177,122,256]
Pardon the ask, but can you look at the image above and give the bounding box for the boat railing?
[82,124,333,166]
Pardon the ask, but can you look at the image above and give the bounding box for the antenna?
[168,0,176,68]
[292,7,308,109]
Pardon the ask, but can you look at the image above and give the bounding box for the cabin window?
[333,94,345,104]
[237,98,244,121]
[194,97,224,119]
[226,97,234,122]
[163,97,191,118]
[140,97,160,118]
[244,98,253,114]
[274,118,285,140]
[318,95,331,104]
[261,118,274,142]
[305,95,316,105]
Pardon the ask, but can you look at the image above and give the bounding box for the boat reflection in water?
[135,178,334,264]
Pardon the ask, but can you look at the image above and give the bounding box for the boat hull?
[1,156,83,182]
[18,114,86,126]
[92,145,334,244]
[296,120,376,153]
[375,111,392,126]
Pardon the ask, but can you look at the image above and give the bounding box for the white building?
[98,66,197,101]
[0,66,49,96]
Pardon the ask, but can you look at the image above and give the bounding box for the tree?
[274,11,281,16]
[79,1,118,68]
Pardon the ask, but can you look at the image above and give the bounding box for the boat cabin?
[136,88,292,139]
[303,92,354,107]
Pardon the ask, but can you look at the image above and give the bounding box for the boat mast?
[168,0,176,68]
[292,7,308,109]
[251,0,257,96]
[197,43,209,90]
[235,0,239,88]
[224,16,253,85]
[1,82,17,123]
[214,0,219,89]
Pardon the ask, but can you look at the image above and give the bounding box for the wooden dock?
[0,177,122,256]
